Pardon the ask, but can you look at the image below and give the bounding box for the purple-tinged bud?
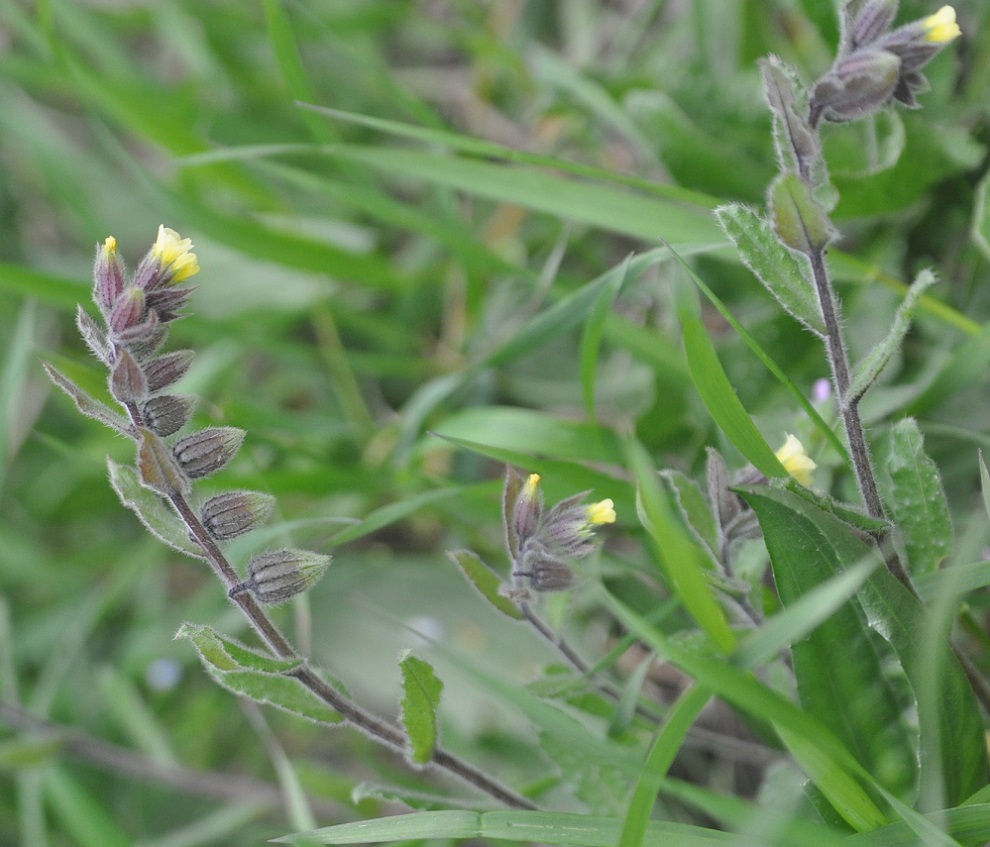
[108,286,146,334]
[141,394,197,437]
[143,350,194,393]
[201,490,276,540]
[513,544,576,593]
[512,473,544,543]
[137,427,189,496]
[231,549,331,605]
[109,348,149,406]
[93,236,125,318]
[146,286,196,323]
[811,48,900,123]
[134,226,200,292]
[76,305,111,364]
[173,427,245,479]
[847,0,898,49]
[117,311,168,361]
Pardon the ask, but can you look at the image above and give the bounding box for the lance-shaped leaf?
[883,418,952,575]
[447,550,523,620]
[850,270,936,401]
[75,306,111,364]
[398,651,444,765]
[741,486,988,807]
[769,173,835,255]
[107,459,203,559]
[176,623,343,726]
[739,486,917,802]
[760,56,821,184]
[43,362,132,437]
[716,203,825,337]
[137,427,189,496]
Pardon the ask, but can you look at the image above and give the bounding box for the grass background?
[3,1,990,845]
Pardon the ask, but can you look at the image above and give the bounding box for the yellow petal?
[586,498,616,525]
[923,6,960,43]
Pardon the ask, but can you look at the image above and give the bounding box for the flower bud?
[117,311,168,361]
[201,490,275,540]
[231,549,331,605]
[811,48,900,123]
[134,226,200,292]
[108,286,146,334]
[141,394,197,437]
[143,350,194,393]
[512,473,544,542]
[146,286,195,323]
[173,427,244,479]
[846,0,898,49]
[513,544,576,593]
[109,348,149,405]
[93,236,125,318]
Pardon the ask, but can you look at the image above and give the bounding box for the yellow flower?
[152,225,200,282]
[922,6,960,43]
[586,498,616,526]
[104,235,117,253]
[776,434,817,487]
[525,473,540,492]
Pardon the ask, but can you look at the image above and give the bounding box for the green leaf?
[759,57,821,185]
[850,270,937,401]
[626,437,736,653]
[972,166,990,261]
[740,486,917,801]
[769,172,834,255]
[581,256,628,420]
[276,810,740,846]
[741,486,988,807]
[715,203,824,336]
[175,623,344,726]
[980,449,990,524]
[598,589,887,832]
[107,459,205,560]
[619,685,711,847]
[398,651,444,766]
[43,362,132,437]
[679,312,788,481]
[446,550,523,621]
[883,419,953,575]
[660,469,719,563]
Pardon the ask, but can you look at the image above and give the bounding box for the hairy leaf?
[398,651,444,766]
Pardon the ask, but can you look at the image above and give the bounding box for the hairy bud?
[231,549,331,605]
[512,473,544,542]
[201,490,275,540]
[109,286,146,334]
[93,236,125,318]
[109,348,149,405]
[141,394,196,437]
[512,543,576,593]
[173,427,245,479]
[146,286,196,323]
[143,350,194,393]
[118,311,168,361]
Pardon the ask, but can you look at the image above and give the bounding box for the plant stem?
[163,487,536,809]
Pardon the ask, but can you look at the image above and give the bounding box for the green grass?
[4,1,990,845]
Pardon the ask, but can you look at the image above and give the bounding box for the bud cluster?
[810,2,961,125]
[53,225,331,607]
[504,470,616,596]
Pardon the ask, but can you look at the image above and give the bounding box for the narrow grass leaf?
[398,651,444,766]
[680,312,789,480]
[850,270,937,401]
[980,449,990,523]
[883,418,953,575]
[619,685,711,847]
[446,550,523,621]
[740,487,917,800]
[627,437,735,652]
[581,256,629,419]
[972,168,990,261]
[716,203,825,336]
[278,810,739,846]
[44,766,131,847]
[107,460,204,559]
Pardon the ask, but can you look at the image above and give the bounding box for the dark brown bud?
[231,549,331,605]
[201,490,275,540]
[109,349,149,405]
[143,350,194,392]
[141,394,196,437]
[173,427,245,479]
